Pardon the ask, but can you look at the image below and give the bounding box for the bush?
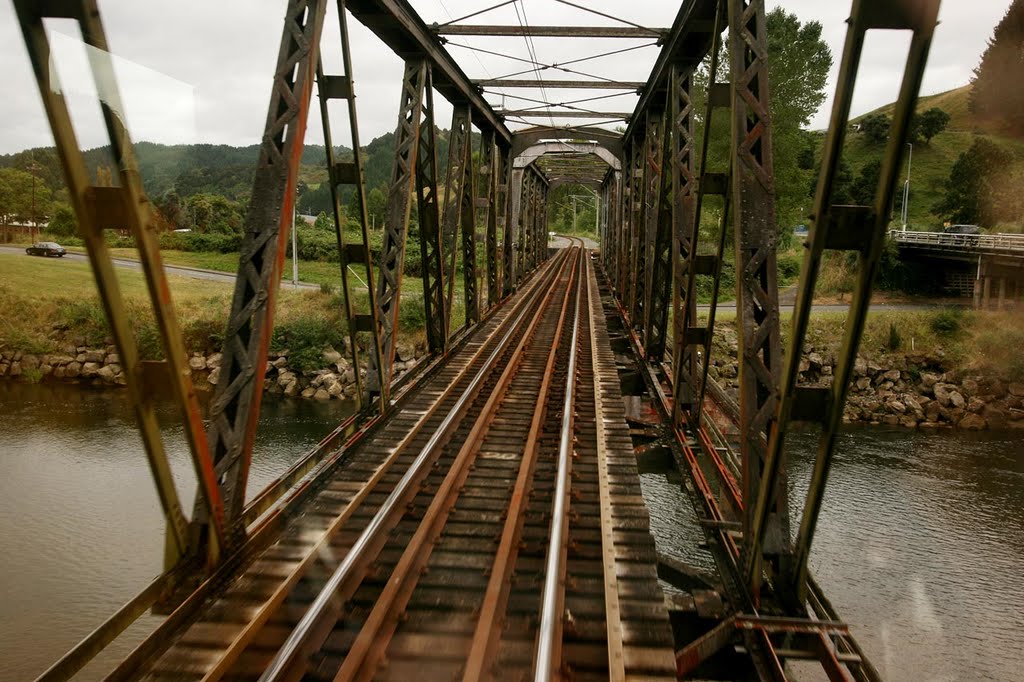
[930,308,963,337]
[271,315,345,372]
[776,251,801,282]
[887,322,902,351]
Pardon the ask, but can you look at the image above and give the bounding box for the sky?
[0,0,1011,156]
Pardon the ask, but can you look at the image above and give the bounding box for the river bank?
[708,319,1024,430]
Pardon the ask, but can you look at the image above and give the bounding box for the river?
[1,383,1021,681]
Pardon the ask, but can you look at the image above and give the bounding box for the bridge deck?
[127,246,675,681]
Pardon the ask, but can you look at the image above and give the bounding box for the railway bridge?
[12,0,941,679]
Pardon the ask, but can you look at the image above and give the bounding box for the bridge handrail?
[889,229,1024,254]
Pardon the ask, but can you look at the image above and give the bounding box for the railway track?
[120,243,674,682]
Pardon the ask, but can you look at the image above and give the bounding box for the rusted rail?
[108,245,674,681]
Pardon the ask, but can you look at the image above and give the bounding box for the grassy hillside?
[828,84,1024,231]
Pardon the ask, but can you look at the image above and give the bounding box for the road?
[0,246,318,290]
[5,244,958,311]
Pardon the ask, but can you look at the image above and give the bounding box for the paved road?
[0,246,318,290]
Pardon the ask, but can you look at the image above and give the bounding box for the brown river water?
[1,382,1021,681]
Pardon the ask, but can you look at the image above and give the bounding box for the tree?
[765,9,833,230]
[48,204,78,236]
[313,211,333,231]
[367,186,387,229]
[859,113,890,144]
[969,0,1024,134]
[0,167,53,224]
[916,107,951,143]
[850,159,881,206]
[809,157,854,204]
[932,137,1012,225]
[692,9,832,233]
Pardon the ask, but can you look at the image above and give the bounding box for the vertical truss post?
[517,172,531,279]
[669,68,698,428]
[13,0,227,567]
[746,0,941,605]
[204,0,331,530]
[369,59,439,397]
[625,137,645,325]
[495,142,512,299]
[534,178,546,268]
[504,166,524,293]
[316,0,387,413]
[727,0,788,596]
[442,105,476,333]
[635,113,660,332]
[678,0,729,430]
[414,70,447,354]
[480,131,499,309]
[644,107,671,361]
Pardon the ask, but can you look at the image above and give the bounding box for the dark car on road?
[25,241,67,257]
[943,224,982,235]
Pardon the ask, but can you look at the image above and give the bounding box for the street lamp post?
[901,142,913,229]
[292,191,299,286]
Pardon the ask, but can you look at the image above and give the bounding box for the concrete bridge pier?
[974,255,1024,310]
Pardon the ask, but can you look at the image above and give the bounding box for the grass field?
[0,252,438,365]
[841,84,1024,231]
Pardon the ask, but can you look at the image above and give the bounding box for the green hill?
[826,84,1024,231]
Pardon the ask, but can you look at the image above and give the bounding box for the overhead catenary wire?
[437,0,518,27]
[554,0,661,33]
[445,39,657,83]
[512,0,554,129]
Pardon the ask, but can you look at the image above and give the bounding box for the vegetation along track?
[125,242,674,682]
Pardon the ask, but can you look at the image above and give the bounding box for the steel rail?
[533,240,586,682]
[199,249,575,682]
[337,245,585,680]
[257,249,574,681]
[461,240,585,680]
[586,251,626,681]
[99,257,556,682]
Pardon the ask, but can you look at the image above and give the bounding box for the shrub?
[776,251,801,282]
[271,315,345,372]
[930,308,963,337]
[887,322,902,351]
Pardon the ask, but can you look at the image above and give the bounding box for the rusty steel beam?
[442,105,476,333]
[436,24,666,38]
[201,0,329,529]
[414,68,448,354]
[477,78,645,90]
[480,130,500,309]
[369,60,435,395]
[12,0,226,569]
[641,108,668,360]
[346,0,510,145]
[511,125,623,159]
[745,0,942,604]
[726,0,788,598]
[315,0,387,413]
[669,67,698,428]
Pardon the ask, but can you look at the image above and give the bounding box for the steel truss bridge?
[13,0,940,679]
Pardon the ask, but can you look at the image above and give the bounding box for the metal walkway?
[13,0,943,679]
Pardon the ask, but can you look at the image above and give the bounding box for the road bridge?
[12,0,941,679]
[890,230,1024,307]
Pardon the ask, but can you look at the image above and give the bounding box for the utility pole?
[901,142,913,229]
[291,195,299,285]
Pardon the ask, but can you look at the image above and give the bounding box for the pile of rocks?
[1,339,429,403]
[0,346,126,385]
[708,346,1024,430]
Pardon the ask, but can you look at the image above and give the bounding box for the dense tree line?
[970,0,1024,134]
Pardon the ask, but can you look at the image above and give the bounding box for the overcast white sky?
[0,0,1011,156]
